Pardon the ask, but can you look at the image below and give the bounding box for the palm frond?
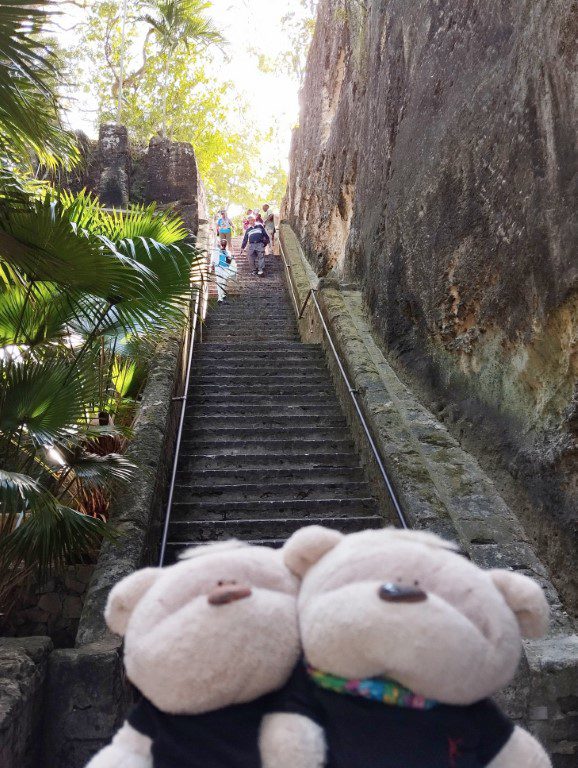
[0,0,77,167]
[0,358,88,444]
[0,497,110,577]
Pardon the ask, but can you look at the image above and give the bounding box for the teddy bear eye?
[217,580,224,587]
[414,580,420,587]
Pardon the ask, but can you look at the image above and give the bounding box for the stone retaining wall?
[0,638,52,768]
[280,222,578,766]
[1,566,94,648]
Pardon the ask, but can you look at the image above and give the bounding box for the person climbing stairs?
[163,237,382,563]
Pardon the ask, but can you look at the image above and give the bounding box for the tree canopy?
[62,0,295,211]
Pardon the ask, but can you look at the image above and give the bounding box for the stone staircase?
[164,237,382,562]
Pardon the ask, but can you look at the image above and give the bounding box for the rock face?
[62,126,206,231]
[97,123,130,207]
[146,136,206,232]
[286,0,577,610]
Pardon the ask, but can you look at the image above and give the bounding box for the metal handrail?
[279,239,409,530]
[158,268,210,566]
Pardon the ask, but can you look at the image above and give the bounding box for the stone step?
[198,343,320,352]
[185,404,340,417]
[191,372,329,383]
[177,452,361,470]
[184,414,346,428]
[186,394,336,406]
[175,466,366,485]
[179,438,352,454]
[181,426,351,441]
[187,385,335,397]
[168,514,383,542]
[206,318,296,327]
[173,481,371,504]
[193,363,327,375]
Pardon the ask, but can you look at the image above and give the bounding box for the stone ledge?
[280,221,578,764]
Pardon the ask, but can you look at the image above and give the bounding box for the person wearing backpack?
[240,213,270,277]
[210,238,236,302]
[262,203,276,255]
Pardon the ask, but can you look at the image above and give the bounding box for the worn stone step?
[172,497,378,520]
[185,404,340,417]
[198,343,320,352]
[186,394,336,406]
[178,452,361,470]
[179,438,352,454]
[181,426,351,442]
[187,386,335,398]
[207,318,296,327]
[175,466,366,485]
[168,514,383,542]
[193,360,326,371]
[192,372,329,382]
[185,414,346,428]
[173,481,371,504]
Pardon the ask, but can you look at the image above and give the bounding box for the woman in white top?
[210,239,237,302]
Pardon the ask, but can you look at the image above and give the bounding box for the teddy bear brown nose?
[379,583,428,603]
[207,583,252,606]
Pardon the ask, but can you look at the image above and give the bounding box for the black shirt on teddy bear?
[128,693,273,768]
[271,661,514,768]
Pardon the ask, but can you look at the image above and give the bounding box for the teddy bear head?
[284,527,549,706]
[105,541,300,715]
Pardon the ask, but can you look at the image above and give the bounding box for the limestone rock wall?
[286,0,577,609]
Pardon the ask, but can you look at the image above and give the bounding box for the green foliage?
[64,0,272,211]
[255,1,317,86]
[0,0,77,168]
[0,189,201,580]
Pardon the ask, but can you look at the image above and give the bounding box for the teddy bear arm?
[85,722,153,768]
[260,712,326,768]
[487,726,551,768]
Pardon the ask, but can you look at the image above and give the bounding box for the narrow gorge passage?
[163,238,383,562]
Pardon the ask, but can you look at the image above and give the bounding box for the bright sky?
[208,0,303,170]
[60,0,305,172]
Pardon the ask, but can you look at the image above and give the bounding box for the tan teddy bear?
[261,527,552,768]
[85,540,302,768]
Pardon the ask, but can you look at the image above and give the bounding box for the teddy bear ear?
[105,568,162,637]
[282,526,344,578]
[490,569,550,639]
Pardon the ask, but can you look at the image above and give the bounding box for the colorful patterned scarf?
[307,664,438,710]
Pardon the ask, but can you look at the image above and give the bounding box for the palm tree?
[0,0,76,168]
[142,0,224,137]
[0,191,203,597]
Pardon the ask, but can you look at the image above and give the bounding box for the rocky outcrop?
[62,126,206,231]
[286,0,577,612]
[97,124,130,207]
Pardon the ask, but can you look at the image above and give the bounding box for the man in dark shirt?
[240,213,270,276]
[270,661,514,768]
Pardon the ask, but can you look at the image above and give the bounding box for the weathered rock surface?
[0,638,52,768]
[286,0,578,611]
[97,123,130,207]
[146,136,205,231]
